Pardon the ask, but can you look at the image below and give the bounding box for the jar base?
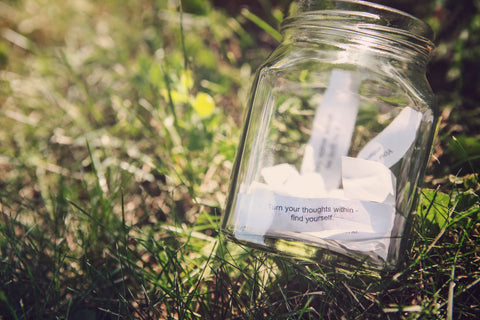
[222,228,399,274]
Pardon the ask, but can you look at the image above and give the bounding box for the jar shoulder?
[257,44,435,111]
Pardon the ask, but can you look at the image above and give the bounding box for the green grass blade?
[241,8,282,42]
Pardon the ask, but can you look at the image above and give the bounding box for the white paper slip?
[260,163,339,198]
[261,163,299,186]
[234,183,395,239]
[233,182,275,236]
[301,69,361,190]
[357,106,422,168]
[341,156,396,205]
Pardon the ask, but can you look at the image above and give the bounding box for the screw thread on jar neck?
[281,0,435,66]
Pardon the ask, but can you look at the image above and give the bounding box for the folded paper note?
[358,106,422,167]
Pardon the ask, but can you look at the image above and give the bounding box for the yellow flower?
[193,92,215,117]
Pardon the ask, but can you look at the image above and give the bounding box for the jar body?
[222,1,436,271]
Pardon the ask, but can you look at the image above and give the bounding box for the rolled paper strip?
[301,69,361,190]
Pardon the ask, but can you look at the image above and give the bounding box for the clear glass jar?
[222,0,436,271]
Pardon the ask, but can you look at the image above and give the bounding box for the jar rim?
[283,0,434,42]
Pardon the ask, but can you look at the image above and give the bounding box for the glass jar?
[222,0,436,271]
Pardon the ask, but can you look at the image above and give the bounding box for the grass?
[0,0,479,319]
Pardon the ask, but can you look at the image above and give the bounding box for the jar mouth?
[281,0,434,60]
[283,0,433,41]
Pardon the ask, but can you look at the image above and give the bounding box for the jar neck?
[281,0,435,68]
